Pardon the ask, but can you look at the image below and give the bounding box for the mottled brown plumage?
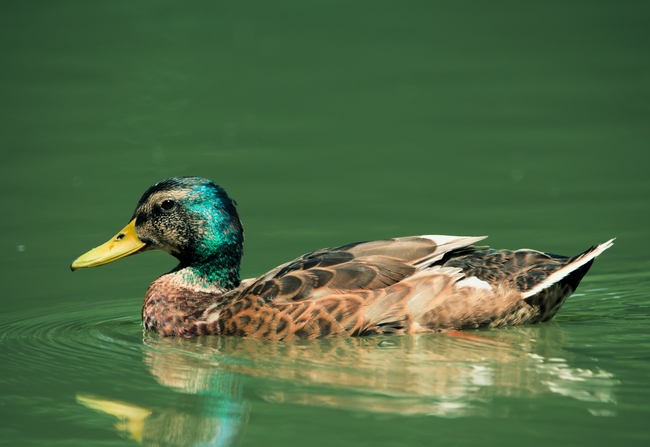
[71,177,614,340]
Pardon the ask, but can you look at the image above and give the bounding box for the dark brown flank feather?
[142,236,611,340]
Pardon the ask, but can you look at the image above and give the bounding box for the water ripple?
[0,299,142,375]
[0,292,625,423]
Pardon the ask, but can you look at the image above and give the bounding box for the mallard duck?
[71,177,613,339]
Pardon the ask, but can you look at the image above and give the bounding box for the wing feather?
[241,235,484,304]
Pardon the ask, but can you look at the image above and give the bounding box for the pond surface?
[1,1,649,446]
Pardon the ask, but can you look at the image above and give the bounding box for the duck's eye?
[160,199,175,211]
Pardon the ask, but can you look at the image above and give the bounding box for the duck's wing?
[240,235,487,304]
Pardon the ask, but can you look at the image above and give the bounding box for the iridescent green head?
[71,177,244,289]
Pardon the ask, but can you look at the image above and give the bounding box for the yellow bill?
[71,219,146,270]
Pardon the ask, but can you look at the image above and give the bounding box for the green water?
[1,1,649,445]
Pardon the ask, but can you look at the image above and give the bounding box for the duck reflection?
[77,367,248,446]
[77,325,617,445]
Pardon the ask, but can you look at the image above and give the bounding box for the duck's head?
[71,177,244,288]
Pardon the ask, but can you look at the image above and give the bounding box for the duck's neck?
[173,259,241,292]
[171,246,243,292]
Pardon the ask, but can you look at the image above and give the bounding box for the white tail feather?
[522,238,615,299]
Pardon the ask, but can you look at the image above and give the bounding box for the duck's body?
[72,177,613,340]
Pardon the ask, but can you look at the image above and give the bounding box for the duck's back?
[189,236,612,340]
